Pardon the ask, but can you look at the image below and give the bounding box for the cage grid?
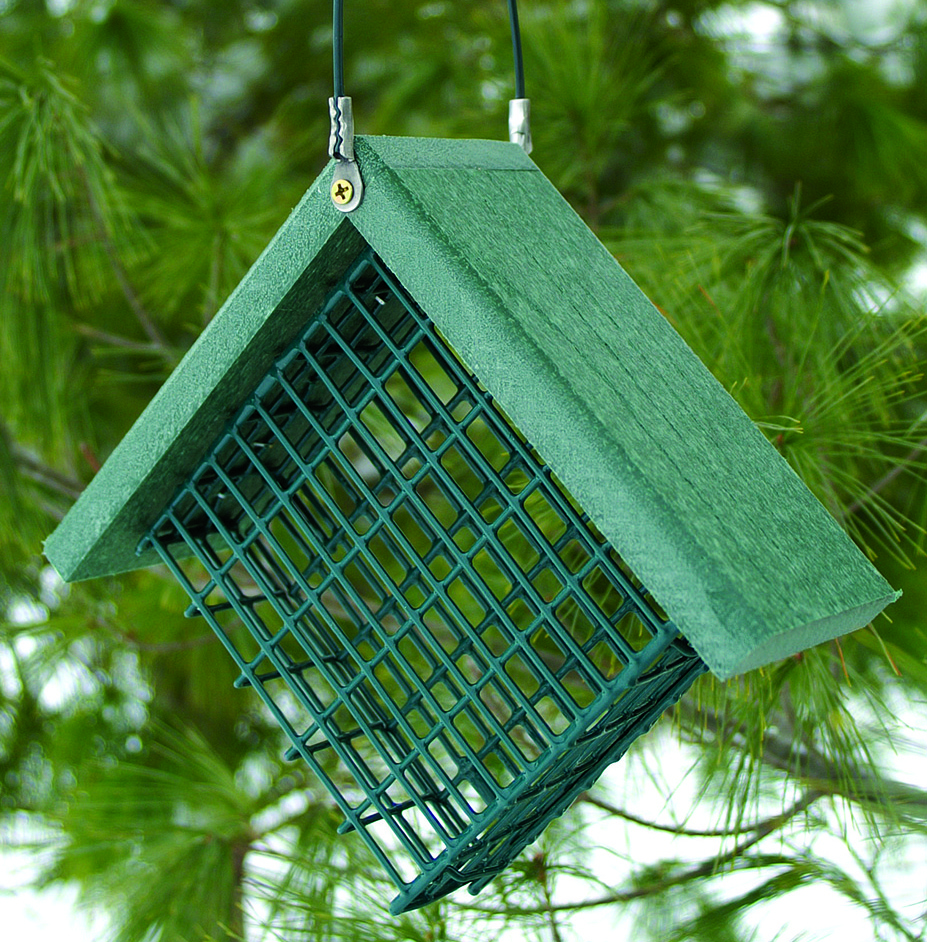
[141,247,708,912]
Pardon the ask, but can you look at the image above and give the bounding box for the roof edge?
[45,183,359,581]
[353,135,536,171]
[697,589,902,680]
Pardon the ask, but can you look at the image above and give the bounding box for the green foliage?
[605,184,927,568]
[1,1,927,941]
[47,724,255,942]
[525,3,666,218]
[120,107,296,331]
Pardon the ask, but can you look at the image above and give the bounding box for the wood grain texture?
[44,135,899,678]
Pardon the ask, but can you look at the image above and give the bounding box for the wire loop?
[331,0,529,154]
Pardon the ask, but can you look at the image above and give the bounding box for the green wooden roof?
[44,135,899,680]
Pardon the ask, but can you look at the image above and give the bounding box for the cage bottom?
[388,639,706,913]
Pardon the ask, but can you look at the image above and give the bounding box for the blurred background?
[1,1,927,940]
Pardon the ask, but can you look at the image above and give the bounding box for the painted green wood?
[349,137,898,679]
[44,135,899,679]
[44,172,363,581]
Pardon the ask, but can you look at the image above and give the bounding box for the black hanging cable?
[333,0,345,101]
[329,0,531,212]
[507,0,526,101]
[332,0,526,105]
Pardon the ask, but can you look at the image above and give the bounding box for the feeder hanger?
[328,0,531,212]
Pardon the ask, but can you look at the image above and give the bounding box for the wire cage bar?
[140,247,708,913]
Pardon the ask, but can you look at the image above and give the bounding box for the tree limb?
[463,791,822,916]
[73,323,169,355]
[80,170,171,354]
[577,792,798,838]
[845,435,927,516]
[9,441,84,500]
[681,702,927,822]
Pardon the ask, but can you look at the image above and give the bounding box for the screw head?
[331,179,354,205]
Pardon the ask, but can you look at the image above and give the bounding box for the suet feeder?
[46,135,898,911]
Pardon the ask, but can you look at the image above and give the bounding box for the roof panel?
[44,176,362,581]
[348,136,898,678]
[44,135,898,678]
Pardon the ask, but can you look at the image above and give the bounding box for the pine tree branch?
[541,868,565,942]
[79,170,170,354]
[34,496,67,522]
[462,792,822,916]
[577,792,772,837]
[844,436,927,516]
[683,703,927,821]
[229,838,249,942]
[73,323,169,355]
[9,442,84,500]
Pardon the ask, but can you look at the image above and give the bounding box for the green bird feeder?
[45,6,898,915]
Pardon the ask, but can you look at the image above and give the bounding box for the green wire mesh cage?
[140,248,708,912]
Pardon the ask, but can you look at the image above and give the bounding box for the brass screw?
[331,179,354,205]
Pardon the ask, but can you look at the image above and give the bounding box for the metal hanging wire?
[328,1,532,212]
[507,0,526,100]
[331,1,527,122]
